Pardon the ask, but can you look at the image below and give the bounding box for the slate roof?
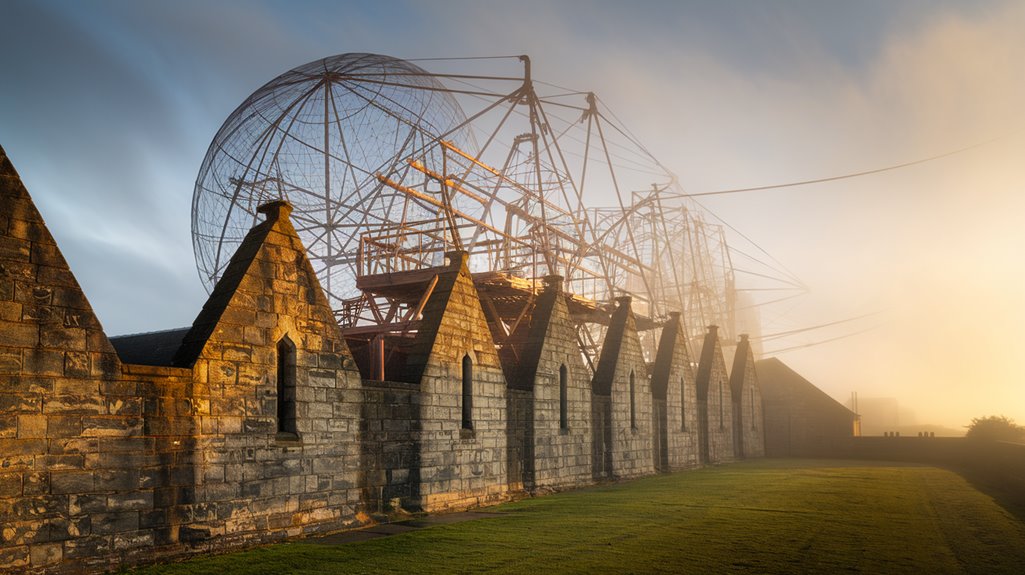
[109,327,191,366]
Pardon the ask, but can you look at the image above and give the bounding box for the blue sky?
[2,0,1024,428]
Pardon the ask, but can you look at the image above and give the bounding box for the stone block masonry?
[0,144,764,574]
[695,326,736,464]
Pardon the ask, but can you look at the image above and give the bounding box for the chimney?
[256,200,293,222]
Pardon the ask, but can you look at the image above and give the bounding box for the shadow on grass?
[947,462,1025,525]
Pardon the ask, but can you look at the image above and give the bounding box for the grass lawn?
[130,460,1025,574]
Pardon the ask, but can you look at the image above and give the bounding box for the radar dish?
[192,53,473,306]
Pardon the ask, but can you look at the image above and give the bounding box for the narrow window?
[276,336,297,435]
[629,370,637,429]
[680,377,686,431]
[461,354,473,430]
[718,380,724,429]
[559,364,569,430]
[750,388,756,430]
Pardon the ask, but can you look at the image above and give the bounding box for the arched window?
[559,364,568,430]
[680,377,686,431]
[276,336,297,435]
[461,354,473,430]
[629,369,637,430]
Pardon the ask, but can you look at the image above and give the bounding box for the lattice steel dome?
[192,53,472,306]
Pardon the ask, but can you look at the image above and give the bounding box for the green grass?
[130,460,1025,574]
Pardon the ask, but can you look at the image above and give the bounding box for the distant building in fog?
[849,396,900,436]
[756,357,859,457]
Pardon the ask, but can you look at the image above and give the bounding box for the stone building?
[0,144,767,574]
[756,357,858,457]
[729,334,765,458]
[649,312,700,471]
[0,149,354,571]
[694,325,735,464]
[590,297,654,480]
[488,275,592,492]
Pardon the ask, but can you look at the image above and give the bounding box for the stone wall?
[695,326,735,464]
[407,253,509,511]
[168,201,364,547]
[593,297,654,479]
[505,389,532,492]
[730,335,765,458]
[0,144,775,574]
[650,313,700,471]
[0,145,157,573]
[0,155,366,573]
[359,379,421,512]
[501,276,592,491]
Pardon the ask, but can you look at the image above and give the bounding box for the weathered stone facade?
[0,144,769,574]
[397,252,509,512]
[169,200,364,546]
[591,297,654,479]
[729,334,765,458]
[650,313,700,471]
[494,276,592,492]
[694,326,735,464]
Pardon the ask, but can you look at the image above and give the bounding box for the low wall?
[359,379,421,513]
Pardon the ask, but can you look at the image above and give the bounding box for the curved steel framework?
[193,53,802,371]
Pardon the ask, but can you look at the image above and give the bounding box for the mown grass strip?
[131,459,1025,574]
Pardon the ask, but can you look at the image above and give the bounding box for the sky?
[2,0,1024,431]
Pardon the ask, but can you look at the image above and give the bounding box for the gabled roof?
[650,312,684,400]
[110,327,190,366]
[755,357,857,419]
[592,296,634,396]
[172,201,283,367]
[506,275,563,390]
[729,334,753,397]
[395,251,469,384]
[694,325,721,400]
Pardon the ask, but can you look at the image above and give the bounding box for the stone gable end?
[173,201,364,544]
[413,252,509,511]
[651,313,700,471]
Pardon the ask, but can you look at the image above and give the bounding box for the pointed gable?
[755,357,855,418]
[173,200,350,367]
[0,144,118,375]
[730,333,754,398]
[592,296,638,396]
[399,250,500,384]
[501,275,566,389]
[651,312,689,400]
[694,325,722,400]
